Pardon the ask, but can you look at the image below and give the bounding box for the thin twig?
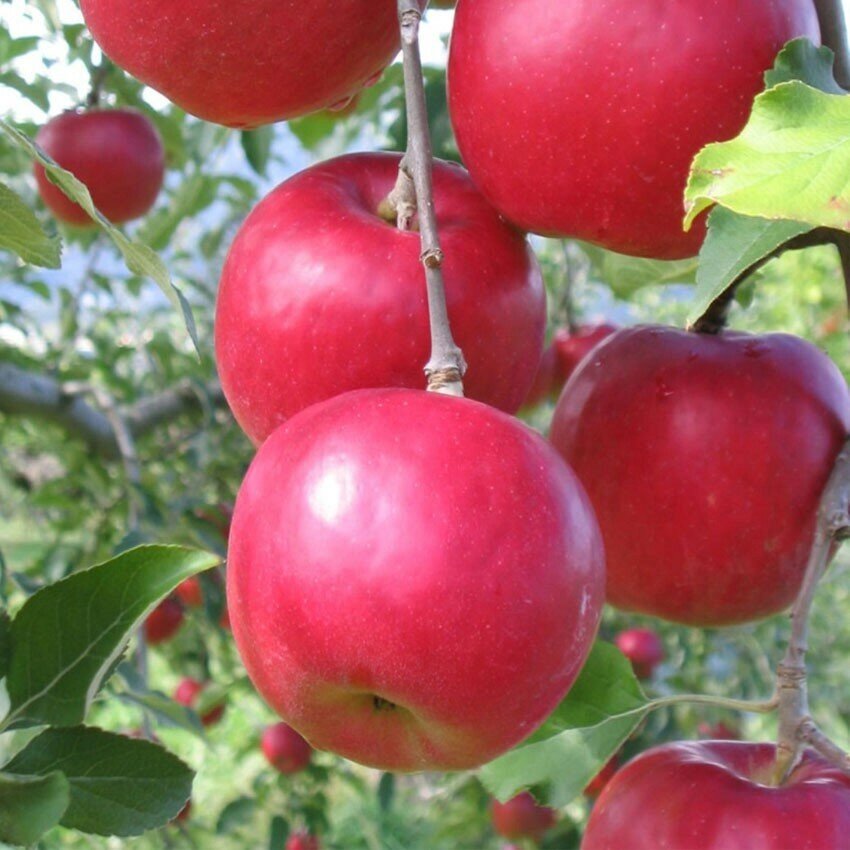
[392,0,466,395]
[799,719,850,772]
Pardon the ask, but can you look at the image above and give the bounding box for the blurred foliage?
[1,2,850,848]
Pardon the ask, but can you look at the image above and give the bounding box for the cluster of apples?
[36,0,850,845]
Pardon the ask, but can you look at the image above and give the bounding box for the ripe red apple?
[35,109,164,226]
[173,678,226,727]
[522,344,561,409]
[554,324,618,384]
[175,577,204,608]
[698,722,740,740]
[491,792,556,842]
[261,723,313,775]
[448,0,819,259]
[227,388,604,770]
[585,756,620,799]
[144,598,184,645]
[614,629,665,680]
[79,1,419,127]
[216,152,545,445]
[286,833,320,850]
[551,325,850,626]
[582,741,850,849]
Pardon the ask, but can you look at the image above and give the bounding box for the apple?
[614,628,665,680]
[585,756,620,799]
[173,800,191,823]
[582,740,850,849]
[173,678,226,727]
[175,577,204,608]
[216,152,545,445]
[227,388,604,770]
[261,723,313,774]
[79,1,420,127]
[144,598,184,645]
[554,324,618,384]
[698,722,740,740]
[286,833,320,850]
[550,325,850,626]
[447,0,819,259]
[522,343,561,409]
[491,792,556,842]
[35,109,164,226]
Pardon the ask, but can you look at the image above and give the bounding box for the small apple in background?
[174,800,191,823]
[227,388,604,771]
[553,324,618,384]
[698,721,740,740]
[448,0,819,258]
[491,792,556,843]
[215,152,545,445]
[582,741,850,849]
[79,0,421,127]
[551,325,850,626]
[584,756,620,799]
[614,629,665,680]
[173,678,226,727]
[261,723,312,775]
[144,597,184,645]
[175,577,204,608]
[286,833,320,850]
[35,109,164,225]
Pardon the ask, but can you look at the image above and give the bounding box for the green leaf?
[0,182,62,268]
[4,727,192,836]
[0,72,50,112]
[687,208,812,323]
[0,770,70,846]
[0,120,200,351]
[216,797,256,834]
[241,127,274,176]
[0,610,10,681]
[479,642,648,806]
[765,38,844,94]
[4,545,220,729]
[684,82,850,233]
[269,815,289,850]
[582,242,698,296]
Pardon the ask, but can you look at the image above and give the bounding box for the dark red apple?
[522,343,561,408]
[173,800,191,823]
[448,0,819,259]
[173,678,226,727]
[286,833,320,850]
[551,325,850,626]
[175,577,204,608]
[614,629,665,680]
[79,1,419,127]
[583,741,850,849]
[554,324,618,384]
[261,723,313,775]
[491,792,556,842]
[35,109,164,226]
[585,756,620,799]
[216,152,545,445]
[227,388,604,770]
[144,598,184,645]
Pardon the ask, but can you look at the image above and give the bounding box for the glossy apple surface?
[554,324,618,383]
[448,0,819,259]
[144,598,184,645]
[35,109,164,225]
[227,388,604,771]
[551,325,850,625]
[173,678,225,727]
[262,723,312,774]
[491,792,556,842]
[583,741,850,849]
[216,152,545,445]
[79,1,415,127]
[614,629,665,680]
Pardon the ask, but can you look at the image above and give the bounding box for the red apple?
[144,598,184,645]
[79,1,419,127]
[227,388,604,771]
[261,723,312,775]
[173,678,226,727]
[174,800,191,823]
[614,629,665,680]
[286,833,320,850]
[550,325,850,626]
[448,0,819,259]
[216,152,545,445]
[698,722,740,740]
[553,324,618,384]
[491,792,556,842]
[522,343,561,409]
[175,577,204,608]
[35,109,164,226]
[585,756,620,799]
[583,741,850,849]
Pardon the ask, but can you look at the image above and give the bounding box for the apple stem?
[391,0,467,396]
[85,61,110,109]
[774,437,850,782]
[815,0,850,89]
